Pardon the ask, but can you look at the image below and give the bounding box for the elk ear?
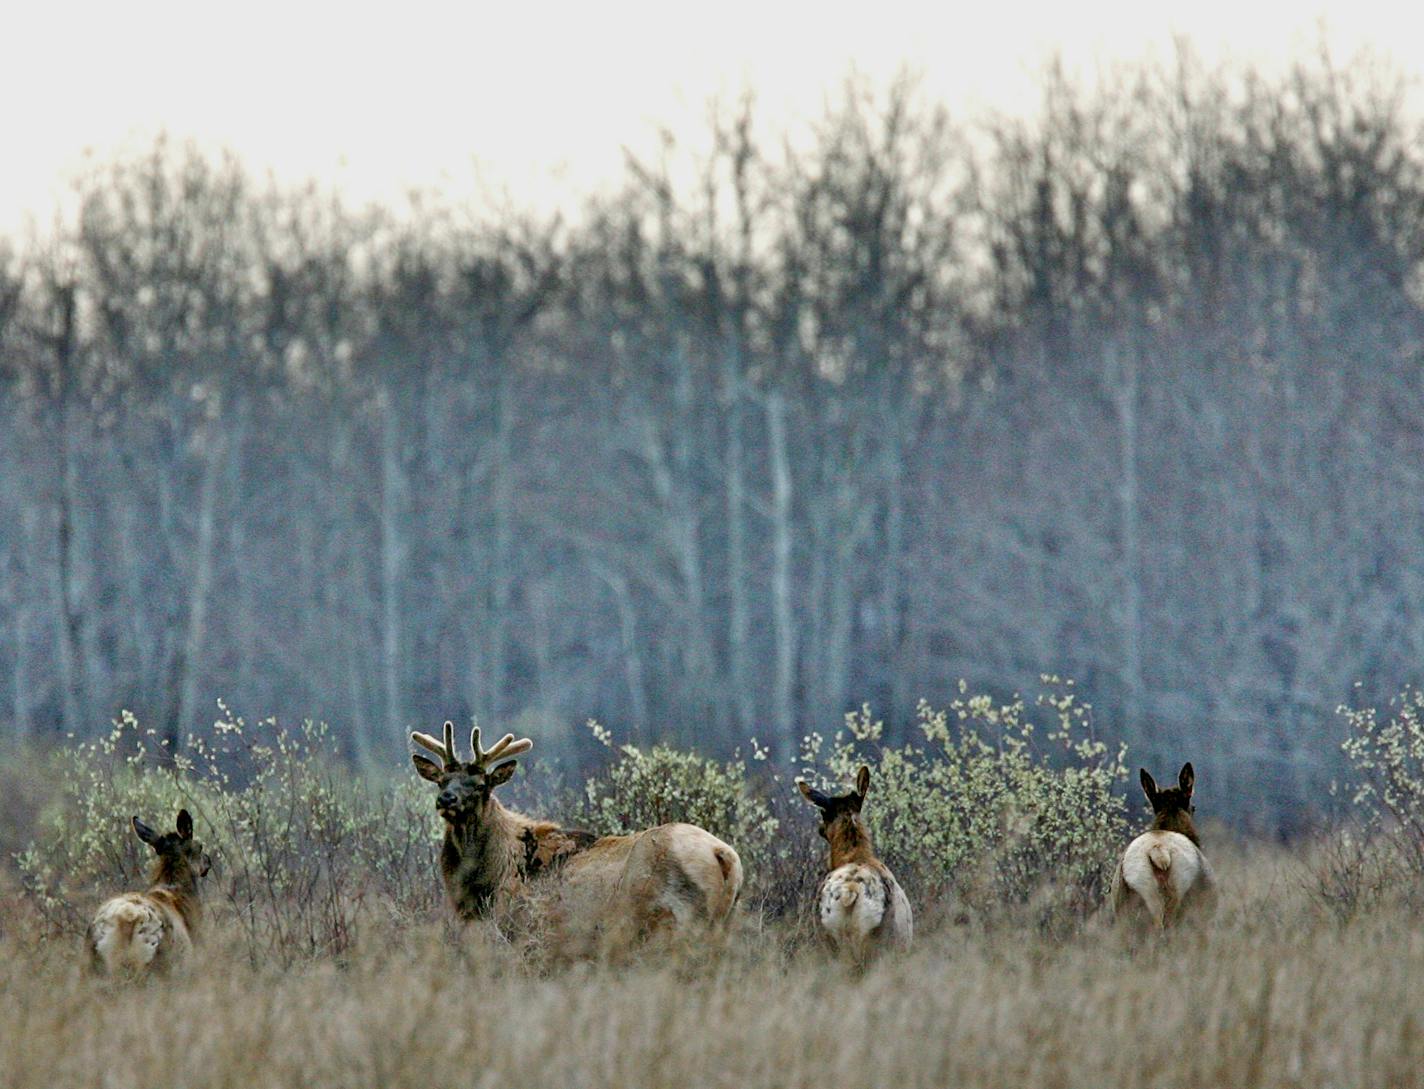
[133,816,160,847]
[796,779,829,808]
[176,809,193,840]
[488,761,519,787]
[1178,762,1195,797]
[855,765,871,799]
[1139,768,1158,803]
[412,753,444,782]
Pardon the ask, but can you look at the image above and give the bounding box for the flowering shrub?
[799,678,1130,929]
[1340,687,1424,857]
[1320,687,1424,914]
[16,706,439,964]
[576,720,780,895]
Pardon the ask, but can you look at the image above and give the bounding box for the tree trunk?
[486,365,515,723]
[594,563,649,737]
[344,518,377,767]
[823,523,857,732]
[880,430,909,736]
[8,510,34,736]
[765,391,797,764]
[175,421,226,743]
[378,385,405,746]
[50,286,86,738]
[722,358,755,734]
[11,601,30,737]
[637,394,716,733]
[227,397,255,707]
[1113,340,1144,737]
[807,482,870,737]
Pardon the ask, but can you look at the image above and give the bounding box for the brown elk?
[85,808,211,976]
[411,722,743,953]
[1111,763,1217,930]
[798,766,911,962]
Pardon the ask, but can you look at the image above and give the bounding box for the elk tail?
[709,845,743,919]
[118,907,151,970]
[1147,843,1182,926]
[92,903,145,973]
[1148,843,1173,887]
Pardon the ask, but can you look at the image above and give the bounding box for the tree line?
[2,53,1422,829]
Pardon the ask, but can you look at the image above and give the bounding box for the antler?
[411,721,533,771]
[471,725,533,771]
[411,720,461,771]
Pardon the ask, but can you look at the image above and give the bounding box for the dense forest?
[2,54,1421,829]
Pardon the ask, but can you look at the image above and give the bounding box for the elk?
[411,722,743,953]
[798,765,911,962]
[85,808,211,976]
[1112,763,1217,930]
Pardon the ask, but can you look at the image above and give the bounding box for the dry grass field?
[2,837,1423,1089]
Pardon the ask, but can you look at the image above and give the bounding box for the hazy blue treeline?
[2,55,1421,830]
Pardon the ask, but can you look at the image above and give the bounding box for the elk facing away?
[798,766,911,963]
[86,809,211,976]
[411,722,743,955]
[1112,763,1217,930]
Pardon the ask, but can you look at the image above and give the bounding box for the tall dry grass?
[3,838,1423,1089]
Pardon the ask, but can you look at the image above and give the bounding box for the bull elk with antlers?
[411,722,743,953]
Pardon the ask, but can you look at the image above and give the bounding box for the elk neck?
[151,853,201,900]
[826,813,877,869]
[1152,809,1201,848]
[148,856,203,931]
[444,795,522,916]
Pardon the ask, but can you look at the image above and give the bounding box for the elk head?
[1139,763,1199,843]
[133,808,211,887]
[411,721,533,828]
[797,765,872,857]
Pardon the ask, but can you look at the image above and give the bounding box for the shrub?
[1321,687,1424,914]
[799,678,1130,930]
[1308,825,1395,922]
[16,707,439,965]
[15,685,1130,955]
[576,721,780,898]
[1339,687,1424,863]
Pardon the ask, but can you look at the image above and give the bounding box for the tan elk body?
[1112,763,1216,930]
[798,766,912,962]
[411,722,742,955]
[85,809,211,976]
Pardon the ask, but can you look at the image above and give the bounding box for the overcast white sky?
[2,1,1421,238]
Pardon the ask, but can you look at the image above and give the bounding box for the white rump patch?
[88,893,187,974]
[1118,831,1207,928]
[817,863,889,945]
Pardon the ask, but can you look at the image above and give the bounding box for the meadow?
[4,842,1423,1089]
[2,688,1422,1088]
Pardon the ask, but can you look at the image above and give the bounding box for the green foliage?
[800,678,1130,928]
[577,721,780,891]
[16,706,439,964]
